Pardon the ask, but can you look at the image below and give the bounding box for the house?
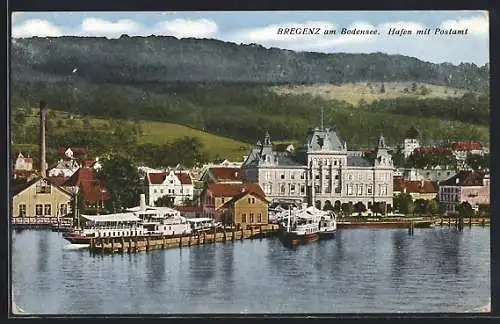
[438,171,490,214]
[393,178,438,201]
[145,171,194,206]
[200,183,266,220]
[12,152,37,180]
[200,167,242,184]
[219,190,269,227]
[11,177,72,218]
[449,140,484,159]
[63,167,110,214]
[174,206,206,218]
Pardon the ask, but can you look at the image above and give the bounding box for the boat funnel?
[140,194,147,211]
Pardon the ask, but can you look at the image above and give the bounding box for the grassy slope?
[15,109,252,161]
[271,82,470,105]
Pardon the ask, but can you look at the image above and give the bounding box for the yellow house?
[11,177,72,218]
[220,191,269,227]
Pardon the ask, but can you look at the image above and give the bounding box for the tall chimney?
[39,100,48,178]
[140,193,146,211]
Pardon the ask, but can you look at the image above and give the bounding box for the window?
[258,214,262,223]
[358,174,363,180]
[280,184,286,194]
[160,189,164,194]
[19,204,26,217]
[300,185,305,194]
[281,174,285,180]
[334,160,338,166]
[325,174,330,179]
[335,175,339,180]
[242,213,246,223]
[44,204,51,216]
[221,198,225,203]
[36,181,51,194]
[154,189,157,194]
[357,185,363,195]
[170,180,174,184]
[367,185,373,195]
[347,184,353,196]
[252,198,255,204]
[290,184,296,194]
[250,213,254,223]
[380,185,387,195]
[35,204,43,216]
[301,172,306,180]
[315,174,320,180]
[291,174,295,180]
[248,198,251,204]
[315,185,320,194]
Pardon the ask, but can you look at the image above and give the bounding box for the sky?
[10,11,489,65]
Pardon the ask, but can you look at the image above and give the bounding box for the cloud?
[11,19,63,37]
[11,12,22,24]
[439,13,488,36]
[81,18,140,36]
[152,18,218,38]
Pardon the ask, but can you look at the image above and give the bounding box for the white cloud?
[81,18,140,35]
[11,19,63,37]
[11,12,22,24]
[152,18,218,38]
[439,13,488,36]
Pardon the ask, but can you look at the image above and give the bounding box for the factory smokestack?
[39,100,48,178]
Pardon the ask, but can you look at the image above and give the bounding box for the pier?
[88,224,280,254]
[11,217,73,229]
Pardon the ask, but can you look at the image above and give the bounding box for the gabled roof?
[46,176,70,186]
[219,190,269,210]
[439,171,488,187]
[147,171,193,185]
[11,176,73,197]
[207,183,266,198]
[58,147,88,156]
[64,168,110,201]
[393,179,438,194]
[208,167,242,182]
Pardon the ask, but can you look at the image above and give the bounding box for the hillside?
[271,82,470,106]
[11,36,489,91]
[11,109,252,162]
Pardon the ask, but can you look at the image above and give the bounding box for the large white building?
[144,170,194,206]
[242,127,394,211]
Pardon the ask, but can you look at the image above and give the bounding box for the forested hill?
[11,36,488,91]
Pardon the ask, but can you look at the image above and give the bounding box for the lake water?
[11,227,490,314]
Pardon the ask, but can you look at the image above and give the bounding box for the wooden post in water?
[250,226,254,239]
[128,237,133,253]
[482,218,485,227]
[448,217,451,226]
[121,237,125,253]
[240,227,244,241]
[179,234,183,247]
[203,231,206,245]
[89,238,94,254]
[146,236,150,252]
[469,216,472,228]
[440,218,443,226]
[232,226,235,241]
[259,225,263,239]
[223,225,227,242]
[188,234,191,247]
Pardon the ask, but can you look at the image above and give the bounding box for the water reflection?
[37,231,49,273]
[188,244,216,288]
[217,242,235,298]
[391,230,410,284]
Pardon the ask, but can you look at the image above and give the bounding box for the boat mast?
[287,207,291,232]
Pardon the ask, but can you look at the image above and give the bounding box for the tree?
[353,201,367,215]
[420,85,430,96]
[341,202,353,217]
[478,204,490,216]
[411,82,417,92]
[371,202,385,216]
[427,199,438,216]
[413,199,428,216]
[394,193,413,214]
[333,201,342,215]
[458,201,474,219]
[155,195,175,208]
[323,200,334,211]
[95,154,143,212]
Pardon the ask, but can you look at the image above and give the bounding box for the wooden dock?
[89,224,280,254]
[11,217,73,229]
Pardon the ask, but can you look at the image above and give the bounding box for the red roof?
[174,206,204,213]
[147,171,193,185]
[440,171,488,187]
[414,147,451,153]
[450,140,483,151]
[207,183,265,198]
[393,179,438,194]
[64,167,110,202]
[208,167,242,182]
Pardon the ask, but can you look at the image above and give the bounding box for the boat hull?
[280,232,319,246]
[318,230,336,239]
[63,235,92,244]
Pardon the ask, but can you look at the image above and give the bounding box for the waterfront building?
[393,178,438,201]
[219,190,269,227]
[47,158,80,178]
[438,171,490,214]
[11,177,72,218]
[145,170,194,206]
[241,128,394,212]
[200,183,266,220]
[12,152,37,180]
[398,166,457,183]
[63,167,111,214]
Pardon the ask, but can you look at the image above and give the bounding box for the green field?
[271,82,469,105]
[13,109,253,161]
